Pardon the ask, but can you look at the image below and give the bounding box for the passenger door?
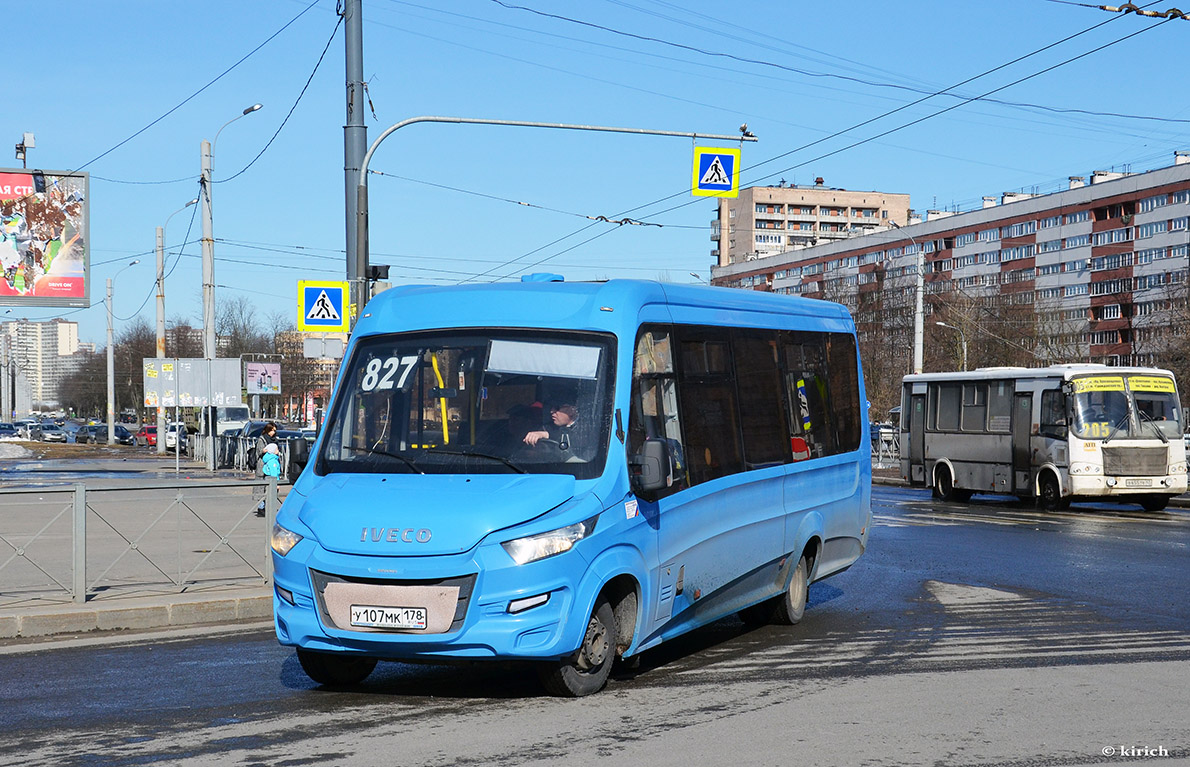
[629,324,783,634]
[1012,392,1033,493]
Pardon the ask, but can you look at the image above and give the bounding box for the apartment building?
[0,318,83,409]
[712,180,912,267]
[711,154,1190,369]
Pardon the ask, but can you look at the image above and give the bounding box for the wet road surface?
[2,486,1188,766]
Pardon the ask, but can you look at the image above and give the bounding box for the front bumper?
[1068,473,1188,497]
[272,539,588,662]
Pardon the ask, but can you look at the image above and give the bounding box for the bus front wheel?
[296,649,377,687]
[1039,473,1070,511]
[539,598,616,697]
[1140,495,1169,512]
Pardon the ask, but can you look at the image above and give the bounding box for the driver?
[523,404,594,459]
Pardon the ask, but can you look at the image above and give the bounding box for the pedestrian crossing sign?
[692,146,740,198]
[297,280,350,332]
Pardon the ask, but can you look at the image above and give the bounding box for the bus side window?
[732,331,789,468]
[1040,389,1067,439]
[782,334,831,459]
[676,329,745,485]
[628,327,686,498]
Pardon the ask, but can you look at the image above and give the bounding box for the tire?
[296,649,377,686]
[1039,473,1070,511]
[1140,495,1169,512]
[538,598,616,697]
[773,555,809,625]
[932,465,971,502]
[738,554,811,626]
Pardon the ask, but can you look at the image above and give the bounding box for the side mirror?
[288,437,310,477]
[628,438,672,494]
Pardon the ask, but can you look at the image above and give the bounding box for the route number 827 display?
[360,355,419,392]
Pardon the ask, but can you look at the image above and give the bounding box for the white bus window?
[934,383,961,431]
[1040,389,1067,438]
[987,381,1013,432]
[961,383,988,432]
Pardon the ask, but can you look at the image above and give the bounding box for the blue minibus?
[272,276,871,696]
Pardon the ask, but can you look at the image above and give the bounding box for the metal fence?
[191,435,300,479]
[871,427,900,469]
[0,478,279,606]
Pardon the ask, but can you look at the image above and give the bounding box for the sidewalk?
[0,584,273,641]
[1,453,280,644]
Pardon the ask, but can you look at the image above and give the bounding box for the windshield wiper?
[1136,409,1169,444]
[1101,412,1131,444]
[343,445,424,473]
[423,446,528,474]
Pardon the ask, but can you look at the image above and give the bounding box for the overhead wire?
[70,0,324,179]
[458,3,1164,282]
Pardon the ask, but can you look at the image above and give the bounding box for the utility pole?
[343,0,367,324]
[155,225,165,453]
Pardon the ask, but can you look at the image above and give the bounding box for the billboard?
[245,362,281,395]
[0,168,89,307]
[143,358,243,407]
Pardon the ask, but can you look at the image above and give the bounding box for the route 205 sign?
[692,147,741,198]
[297,280,350,332]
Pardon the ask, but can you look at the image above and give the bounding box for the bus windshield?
[318,330,615,479]
[1070,374,1182,441]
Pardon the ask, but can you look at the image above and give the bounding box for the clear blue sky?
[4,0,1188,345]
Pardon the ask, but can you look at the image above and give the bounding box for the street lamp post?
[889,220,925,375]
[200,103,261,471]
[353,116,757,317]
[936,321,968,371]
[155,199,197,454]
[106,260,141,444]
[200,103,262,361]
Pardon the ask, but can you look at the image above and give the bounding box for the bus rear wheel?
[739,555,809,626]
[538,598,616,697]
[1039,473,1070,511]
[296,649,377,686]
[933,466,972,502]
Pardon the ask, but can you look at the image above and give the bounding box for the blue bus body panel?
[278,279,869,665]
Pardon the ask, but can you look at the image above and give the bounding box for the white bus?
[900,364,1188,511]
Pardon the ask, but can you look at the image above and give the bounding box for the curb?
[0,590,273,640]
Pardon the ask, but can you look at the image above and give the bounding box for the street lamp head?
[243,103,263,115]
[128,259,141,267]
[185,198,198,207]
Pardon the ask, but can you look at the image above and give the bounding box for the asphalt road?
[2,485,1188,767]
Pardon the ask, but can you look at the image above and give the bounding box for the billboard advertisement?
[143,358,243,407]
[245,362,281,395]
[0,168,89,307]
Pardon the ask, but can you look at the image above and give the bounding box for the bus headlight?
[502,516,599,566]
[1170,462,1187,475]
[1070,462,1102,475]
[271,523,303,557]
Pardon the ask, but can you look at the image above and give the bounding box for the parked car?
[135,425,158,447]
[0,423,16,438]
[39,424,67,443]
[79,424,135,445]
[14,420,42,440]
[111,424,135,445]
[165,423,188,453]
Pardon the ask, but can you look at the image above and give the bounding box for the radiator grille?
[1101,446,1168,477]
[310,570,476,634]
